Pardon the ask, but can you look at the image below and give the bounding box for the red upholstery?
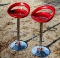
[31,5,55,23]
[7,2,30,18]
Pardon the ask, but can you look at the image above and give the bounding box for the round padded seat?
[31,5,55,23]
[7,2,30,18]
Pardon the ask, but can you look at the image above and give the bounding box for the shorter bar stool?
[31,5,55,57]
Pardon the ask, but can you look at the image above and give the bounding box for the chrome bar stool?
[31,5,55,57]
[7,2,30,51]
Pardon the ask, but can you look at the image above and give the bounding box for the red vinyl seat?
[7,2,30,18]
[31,5,55,23]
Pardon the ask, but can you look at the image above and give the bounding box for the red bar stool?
[7,2,30,51]
[31,5,55,57]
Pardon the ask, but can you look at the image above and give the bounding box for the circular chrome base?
[10,40,27,51]
[32,46,50,57]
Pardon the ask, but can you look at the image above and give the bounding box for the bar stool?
[31,5,55,57]
[7,2,30,51]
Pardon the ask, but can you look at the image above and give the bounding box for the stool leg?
[32,23,50,57]
[40,23,43,58]
[10,18,27,51]
[40,23,43,48]
[17,18,20,41]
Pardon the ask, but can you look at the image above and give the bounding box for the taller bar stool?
[7,2,30,51]
[31,5,55,57]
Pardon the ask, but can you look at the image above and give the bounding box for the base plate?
[32,46,50,57]
[10,40,27,51]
